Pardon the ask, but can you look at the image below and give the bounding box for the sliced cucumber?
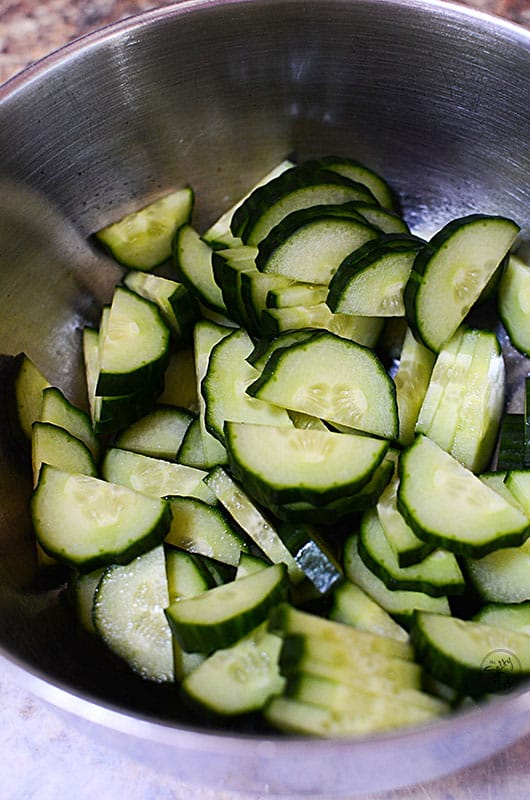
[392,329,435,448]
[398,435,529,557]
[159,346,199,414]
[166,495,248,567]
[496,413,525,471]
[404,214,519,352]
[165,546,214,601]
[14,353,51,440]
[327,235,423,317]
[255,206,379,285]
[376,474,434,567]
[358,508,465,597]
[498,254,530,356]
[465,539,530,604]
[473,602,530,636]
[259,303,384,347]
[173,224,226,314]
[343,535,451,623]
[31,421,97,486]
[411,610,530,696]
[247,330,398,439]
[96,286,170,397]
[93,546,174,682]
[310,156,399,211]
[181,623,284,715]
[225,421,388,506]
[115,405,195,461]
[204,467,304,582]
[202,327,292,444]
[101,447,214,503]
[94,187,193,270]
[40,386,100,463]
[193,319,231,467]
[32,466,170,570]
[165,562,288,653]
[330,580,409,643]
[123,270,199,343]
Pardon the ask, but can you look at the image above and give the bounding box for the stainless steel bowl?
[1,0,530,795]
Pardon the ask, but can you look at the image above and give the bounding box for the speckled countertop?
[2,1,530,798]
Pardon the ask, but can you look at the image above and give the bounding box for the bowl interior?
[1,0,530,750]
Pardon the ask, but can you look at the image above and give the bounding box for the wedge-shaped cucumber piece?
[498,254,530,357]
[255,205,379,285]
[247,330,398,439]
[115,405,195,461]
[327,235,423,317]
[101,448,214,503]
[376,474,435,567]
[123,270,199,343]
[173,223,226,314]
[202,327,292,445]
[359,508,465,597]
[94,545,174,682]
[473,602,530,635]
[31,421,97,487]
[398,435,530,557]
[40,386,100,463]
[404,214,520,352]
[496,413,525,471]
[411,611,530,696]
[224,421,388,506]
[94,187,193,270]
[259,303,383,347]
[181,623,285,715]
[343,535,451,623]
[465,539,530,604]
[204,467,304,582]
[166,495,248,567]
[96,286,170,397]
[193,320,231,467]
[165,562,288,653]
[330,580,409,643]
[393,327,435,447]
[231,163,376,245]
[31,466,170,570]
[269,603,413,661]
[310,156,400,211]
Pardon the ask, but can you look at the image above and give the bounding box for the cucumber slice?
[166,495,248,567]
[404,214,520,352]
[14,353,51,440]
[204,467,304,582]
[202,159,295,246]
[173,224,226,314]
[94,187,193,270]
[165,546,214,601]
[259,303,384,347]
[351,202,409,234]
[176,418,209,468]
[31,465,170,570]
[411,610,530,696]
[101,447,214,504]
[266,281,328,309]
[193,319,232,467]
[398,435,529,557]
[255,207,379,285]
[74,567,105,635]
[311,156,399,211]
[40,386,100,463]
[165,562,288,653]
[358,508,465,597]
[123,270,199,343]
[327,235,424,317]
[181,623,284,715]
[450,329,505,473]
[496,413,525,471]
[232,164,377,245]
[93,546,174,682]
[224,421,388,506]
[343,535,451,623]
[473,602,530,635]
[465,539,530,604]
[159,346,199,414]
[31,421,97,486]
[202,328,292,445]
[376,474,435,567]
[247,330,398,439]
[96,286,170,397]
[115,405,195,461]
[269,603,413,661]
[236,552,269,580]
[330,580,409,643]
[498,254,530,356]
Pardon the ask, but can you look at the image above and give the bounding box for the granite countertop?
[1,1,530,799]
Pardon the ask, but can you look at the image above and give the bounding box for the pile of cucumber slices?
[8,155,530,737]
